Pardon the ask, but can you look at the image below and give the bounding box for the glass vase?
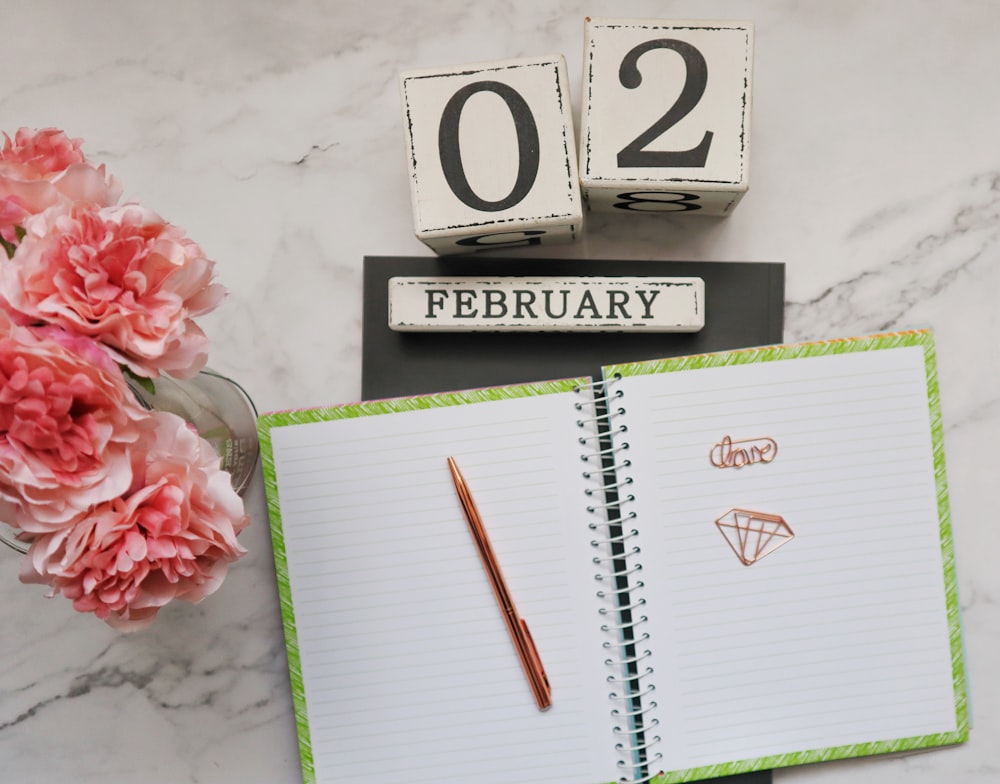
[0,369,259,555]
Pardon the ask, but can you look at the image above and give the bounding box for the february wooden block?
[387,276,704,332]
[579,18,754,216]
[399,55,583,255]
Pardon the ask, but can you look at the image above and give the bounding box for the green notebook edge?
[604,330,970,783]
[256,377,591,784]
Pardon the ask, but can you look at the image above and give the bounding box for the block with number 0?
[400,55,583,255]
[579,18,754,216]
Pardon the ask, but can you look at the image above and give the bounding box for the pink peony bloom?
[20,410,249,630]
[0,201,226,379]
[0,311,148,532]
[0,128,120,247]
[0,127,87,173]
[0,127,246,629]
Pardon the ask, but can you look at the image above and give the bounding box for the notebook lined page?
[265,385,619,784]
[608,343,963,776]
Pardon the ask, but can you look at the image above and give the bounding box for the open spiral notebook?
[258,330,968,784]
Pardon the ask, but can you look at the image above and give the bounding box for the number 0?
[438,81,540,212]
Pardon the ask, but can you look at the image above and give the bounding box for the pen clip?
[520,618,552,710]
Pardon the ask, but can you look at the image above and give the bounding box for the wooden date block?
[579,18,754,216]
[399,55,583,255]
[387,276,704,332]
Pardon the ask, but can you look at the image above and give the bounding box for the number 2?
[616,39,713,169]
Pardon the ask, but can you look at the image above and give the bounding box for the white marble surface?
[1,1,997,782]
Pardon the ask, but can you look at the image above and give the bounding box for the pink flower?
[0,128,120,247]
[0,201,226,378]
[1,128,87,173]
[0,126,246,629]
[0,311,148,532]
[20,410,249,630]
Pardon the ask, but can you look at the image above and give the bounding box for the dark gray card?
[362,256,785,397]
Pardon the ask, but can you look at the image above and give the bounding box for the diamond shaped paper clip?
[715,508,794,566]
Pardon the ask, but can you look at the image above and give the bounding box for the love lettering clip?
[710,435,777,468]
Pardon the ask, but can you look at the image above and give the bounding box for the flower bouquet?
[0,128,250,630]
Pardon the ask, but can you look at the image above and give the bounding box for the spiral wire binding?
[575,377,662,784]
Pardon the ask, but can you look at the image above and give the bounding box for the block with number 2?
[400,55,583,255]
[579,18,754,216]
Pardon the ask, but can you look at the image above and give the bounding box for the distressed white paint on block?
[580,18,754,216]
[388,276,704,332]
[400,55,583,255]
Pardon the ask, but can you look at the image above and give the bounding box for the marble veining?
[2,1,999,782]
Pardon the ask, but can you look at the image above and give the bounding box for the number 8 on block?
[579,18,754,216]
[400,55,583,255]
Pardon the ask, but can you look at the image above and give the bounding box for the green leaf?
[14,225,26,242]
[0,235,15,259]
[123,367,156,398]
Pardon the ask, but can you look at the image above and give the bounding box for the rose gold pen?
[447,456,552,711]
